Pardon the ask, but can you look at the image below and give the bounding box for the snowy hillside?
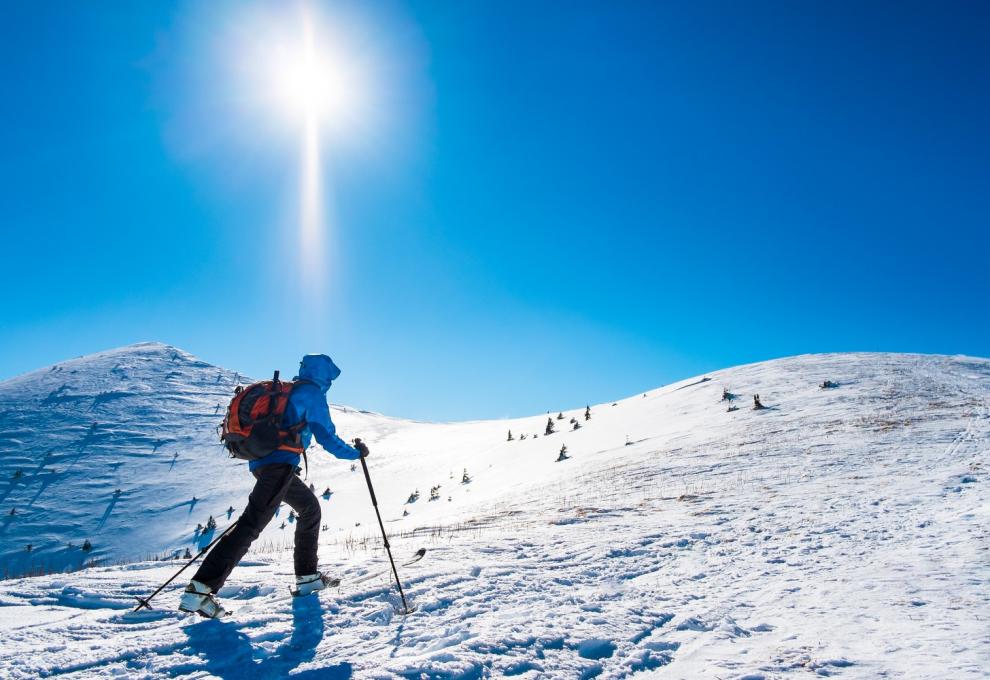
[0,345,987,678]
[0,342,412,578]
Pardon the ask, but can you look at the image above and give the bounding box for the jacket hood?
[296,354,341,391]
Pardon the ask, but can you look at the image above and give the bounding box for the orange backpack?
[220,371,307,461]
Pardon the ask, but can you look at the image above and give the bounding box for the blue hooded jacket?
[248,354,362,471]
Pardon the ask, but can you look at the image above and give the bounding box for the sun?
[265,9,363,130]
[222,1,377,304]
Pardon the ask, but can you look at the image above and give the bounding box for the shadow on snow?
[176,593,352,679]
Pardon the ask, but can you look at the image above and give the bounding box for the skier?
[753,394,765,410]
[179,354,369,618]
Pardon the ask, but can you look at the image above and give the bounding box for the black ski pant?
[192,464,321,592]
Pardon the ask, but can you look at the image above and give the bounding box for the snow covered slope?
[0,345,987,678]
[0,342,408,577]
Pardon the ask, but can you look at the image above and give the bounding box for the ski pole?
[356,439,411,615]
[132,520,238,612]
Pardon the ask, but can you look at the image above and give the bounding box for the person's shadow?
[179,594,352,679]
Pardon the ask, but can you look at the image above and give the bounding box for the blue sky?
[1,1,987,420]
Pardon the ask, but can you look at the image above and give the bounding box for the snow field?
[0,345,987,677]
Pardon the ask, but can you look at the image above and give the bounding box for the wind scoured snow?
[0,344,987,678]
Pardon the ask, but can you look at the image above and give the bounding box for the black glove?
[353,438,370,458]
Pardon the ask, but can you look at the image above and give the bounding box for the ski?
[175,607,233,619]
[181,550,425,619]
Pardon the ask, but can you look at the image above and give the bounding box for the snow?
[0,343,988,677]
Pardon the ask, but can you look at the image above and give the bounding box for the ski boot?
[292,571,339,597]
[178,580,228,618]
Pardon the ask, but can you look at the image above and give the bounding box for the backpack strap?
[283,377,313,479]
[267,370,281,419]
[283,378,312,434]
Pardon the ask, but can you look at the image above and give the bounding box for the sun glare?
[221,1,380,313]
[267,10,362,131]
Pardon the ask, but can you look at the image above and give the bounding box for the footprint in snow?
[576,638,616,660]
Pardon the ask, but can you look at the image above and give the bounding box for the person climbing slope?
[179,354,369,618]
